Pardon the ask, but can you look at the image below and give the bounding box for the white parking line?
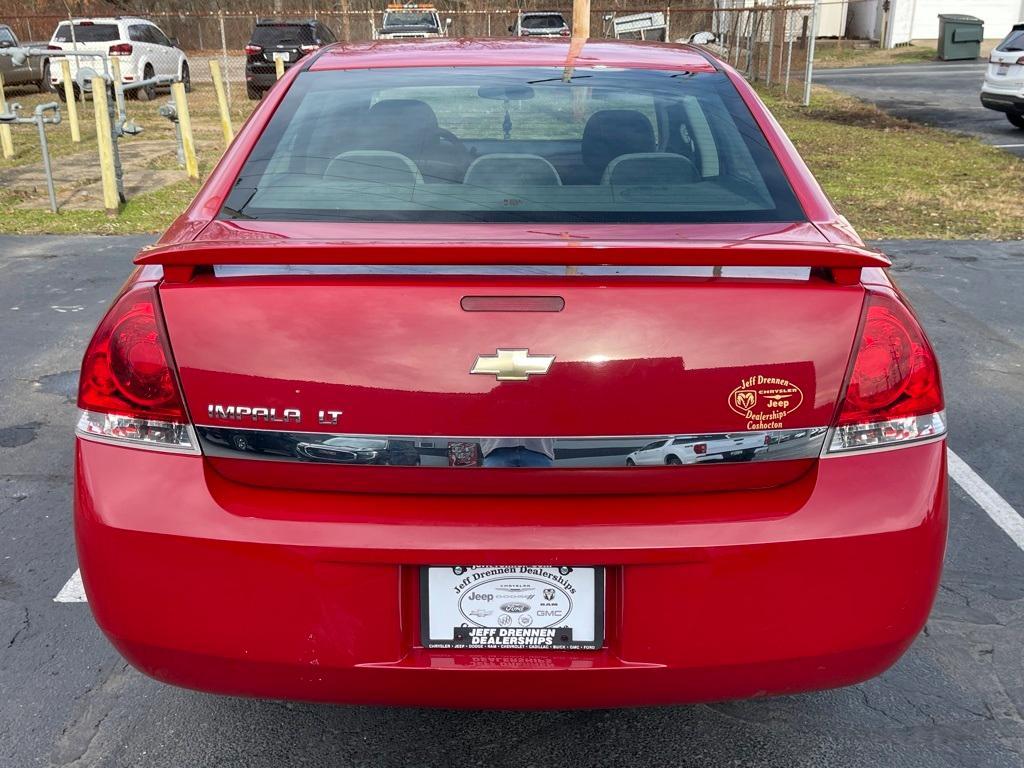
[994,144,1024,149]
[50,451,1024,603]
[53,569,87,603]
[948,449,1024,551]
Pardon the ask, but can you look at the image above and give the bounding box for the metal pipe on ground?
[0,102,62,213]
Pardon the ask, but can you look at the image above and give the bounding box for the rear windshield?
[223,66,805,224]
[998,28,1024,51]
[52,23,120,43]
[382,11,439,29]
[522,15,567,29]
[251,24,316,46]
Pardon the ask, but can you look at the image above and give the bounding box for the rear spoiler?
[137,240,890,285]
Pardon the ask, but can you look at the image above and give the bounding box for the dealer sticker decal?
[728,374,803,430]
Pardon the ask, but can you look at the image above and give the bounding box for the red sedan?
[74,38,947,709]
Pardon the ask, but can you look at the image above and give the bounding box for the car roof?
[64,17,148,23]
[309,38,717,73]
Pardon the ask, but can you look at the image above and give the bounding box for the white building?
[713,0,849,40]
[847,0,1024,45]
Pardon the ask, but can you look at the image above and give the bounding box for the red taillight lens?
[560,29,570,36]
[693,443,707,454]
[78,284,186,422]
[837,292,943,425]
[108,43,133,55]
[245,44,263,55]
[828,290,945,453]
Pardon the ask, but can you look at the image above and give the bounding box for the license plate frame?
[421,566,604,650]
[997,63,1010,75]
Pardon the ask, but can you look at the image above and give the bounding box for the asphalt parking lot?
[815,60,1024,157]
[1,235,1023,767]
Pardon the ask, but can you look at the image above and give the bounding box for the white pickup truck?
[374,4,450,40]
[626,433,770,466]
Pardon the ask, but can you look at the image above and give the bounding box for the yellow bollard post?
[59,59,80,142]
[109,56,126,120]
[275,56,285,80]
[0,73,14,158]
[92,78,120,214]
[209,59,234,146]
[171,82,199,181]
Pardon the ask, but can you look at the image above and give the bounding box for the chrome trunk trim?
[195,426,828,467]
[212,265,813,279]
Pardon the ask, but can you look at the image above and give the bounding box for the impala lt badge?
[470,349,555,381]
[208,404,302,423]
[207,405,345,426]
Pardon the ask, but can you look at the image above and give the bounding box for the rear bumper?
[980,90,1024,114]
[75,438,947,708]
[245,71,279,90]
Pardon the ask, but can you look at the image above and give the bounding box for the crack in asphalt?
[6,606,29,650]
[48,661,133,768]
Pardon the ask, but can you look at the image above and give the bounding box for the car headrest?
[463,154,562,188]
[367,99,439,133]
[323,150,423,185]
[602,152,700,186]
[581,110,656,173]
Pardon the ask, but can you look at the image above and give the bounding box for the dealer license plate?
[271,51,292,62]
[422,566,604,650]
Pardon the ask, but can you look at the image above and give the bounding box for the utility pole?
[572,0,591,38]
[802,0,820,106]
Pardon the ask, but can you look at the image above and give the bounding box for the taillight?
[76,283,197,453]
[300,44,320,53]
[559,29,570,36]
[693,443,707,455]
[47,44,62,50]
[108,43,133,56]
[245,44,263,55]
[827,290,945,453]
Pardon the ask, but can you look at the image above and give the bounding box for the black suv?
[244,18,336,100]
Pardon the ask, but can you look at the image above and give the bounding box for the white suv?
[981,23,1024,129]
[49,18,189,101]
[625,433,769,466]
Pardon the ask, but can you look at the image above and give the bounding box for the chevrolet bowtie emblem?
[471,349,555,381]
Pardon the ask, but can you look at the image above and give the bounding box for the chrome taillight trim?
[76,410,201,455]
[194,425,828,468]
[821,411,947,457]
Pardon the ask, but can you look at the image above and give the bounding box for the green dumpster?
[937,14,984,61]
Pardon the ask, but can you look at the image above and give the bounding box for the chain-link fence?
[8,3,817,101]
